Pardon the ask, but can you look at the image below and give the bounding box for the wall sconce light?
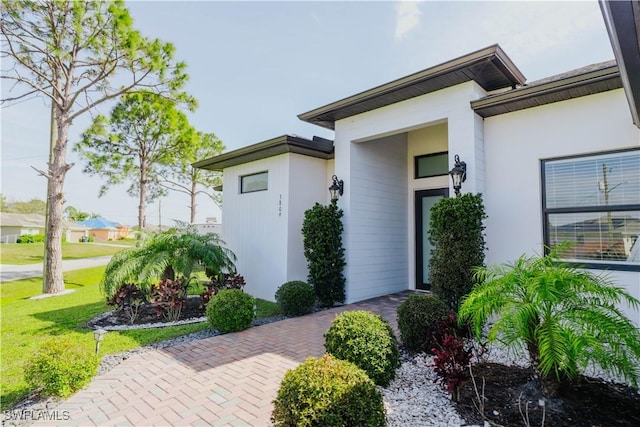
[93,328,107,355]
[329,175,344,204]
[449,155,467,196]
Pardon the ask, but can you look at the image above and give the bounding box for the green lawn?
[0,242,134,265]
[0,267,280,410]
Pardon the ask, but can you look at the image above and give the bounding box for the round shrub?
[24,337,99,398]
[324,310,399,386]
[397,294,449,353]
[275,281,316,316]
[271,354,386,427]
[206,289,255,333]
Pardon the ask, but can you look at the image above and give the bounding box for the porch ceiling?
[298,44,526,130]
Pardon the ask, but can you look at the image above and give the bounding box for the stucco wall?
[483,88,640,324]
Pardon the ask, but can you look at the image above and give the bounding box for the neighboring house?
[194,2,639,324]
[0,212,89,243]
[77,218,130,241]
[194,217,222,237]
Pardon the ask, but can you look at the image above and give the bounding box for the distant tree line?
[0,194,98,222]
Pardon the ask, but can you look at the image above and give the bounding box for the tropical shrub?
[16,234,46,243]
[271,354,386,427]
[459,251,640,397]
[275,280,316,316]
[199,273,245,308]
[324,310,399,386]
[397,294,449,353]
[150,277,189,321]
[431,313,473,401]
[302,203,345,307]
[106,283,147,324]
[429,193,487,311]
[206,289,255,333]
[24,337,98,398]
[102,227,236,297]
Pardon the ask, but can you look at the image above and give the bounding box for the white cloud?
[395,1,421,41]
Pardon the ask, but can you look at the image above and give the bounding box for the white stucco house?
[194,1,639,323]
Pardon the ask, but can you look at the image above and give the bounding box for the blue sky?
[1,1,614,226]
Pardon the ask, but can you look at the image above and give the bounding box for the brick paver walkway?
[36,291,412,427]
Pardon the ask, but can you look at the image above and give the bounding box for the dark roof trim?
[298,44,526,130]
[600,0,640,128]
[471,62,621,118]
[193,135,334,171]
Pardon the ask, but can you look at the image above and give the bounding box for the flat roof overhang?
[600,0,640,128]
[193,135,334,171]
[298,44,526,130]
[471,62,622,117]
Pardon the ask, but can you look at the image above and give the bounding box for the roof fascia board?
[599,0,640,128]
[193,135,334,171]
[471,65,620,113]
[298,44,525,125]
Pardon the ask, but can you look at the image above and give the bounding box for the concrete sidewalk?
[0,256,112,283]
[34,291,411,427]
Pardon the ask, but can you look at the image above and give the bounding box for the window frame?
[240,171,268,194]
[540,147,640,272]
[414,151,449,179]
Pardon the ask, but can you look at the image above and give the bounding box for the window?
[415,152,449,179]
[542,148,640,270]
[240,171,268,193]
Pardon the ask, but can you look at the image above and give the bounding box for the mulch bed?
[88,296,206,328]
[454,362,640,426]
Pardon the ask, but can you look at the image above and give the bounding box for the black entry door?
[415,188,448,290]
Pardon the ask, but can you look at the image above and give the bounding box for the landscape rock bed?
[6,310,640,427]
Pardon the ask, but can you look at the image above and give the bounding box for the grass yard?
[0,242,134,265]
[0,266,280,411]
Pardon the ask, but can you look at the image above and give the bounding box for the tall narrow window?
[541,148,640,270]
[240,171,268,193]
[415,152,448,179]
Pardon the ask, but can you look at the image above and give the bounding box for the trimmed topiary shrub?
[24,337,99,398]
[302,203,346,307]
[324,310,399,386]
[397,294,449,353]
[429,193,487,311]
[275,281,316,316]
[206,289,255,333]
[271,354,386,427]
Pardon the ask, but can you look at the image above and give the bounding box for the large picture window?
[240,171,268,193]
[541,148,640,270]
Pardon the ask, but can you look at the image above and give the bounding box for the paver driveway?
[36,291,413,427]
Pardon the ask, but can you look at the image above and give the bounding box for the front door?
[415,189,448,290]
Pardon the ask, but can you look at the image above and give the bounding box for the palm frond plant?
[459,251,640,397]
[102,228,236,297]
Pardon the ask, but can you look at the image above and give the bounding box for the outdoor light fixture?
[449,154,467,196]
[93,328,107,355]
[329,175,344,203]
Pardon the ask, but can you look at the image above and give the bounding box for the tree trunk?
[138,165,147,230]
[190,179,196,224]
[527,341,560,397]
[43,111,71,294]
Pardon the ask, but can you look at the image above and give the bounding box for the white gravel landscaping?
[381,353,466,426]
